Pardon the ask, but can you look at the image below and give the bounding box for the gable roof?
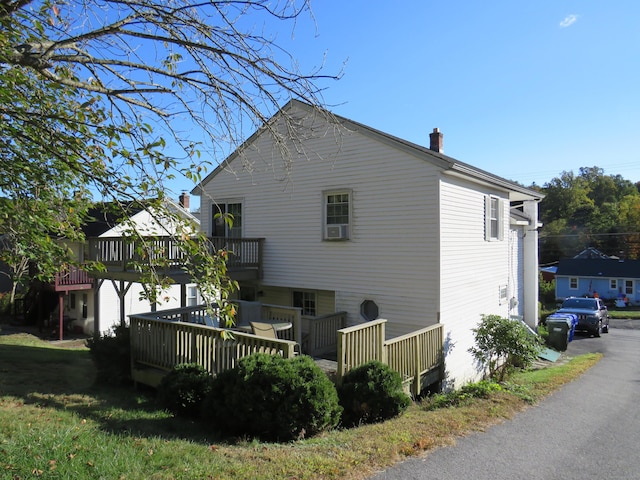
[193,99,543,203]
[82,198,198,237]
[556,258,640,278]
[572,247,615,260]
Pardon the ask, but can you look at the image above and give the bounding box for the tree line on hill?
[534,166,640,265]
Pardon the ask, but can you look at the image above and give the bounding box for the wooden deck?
[129,306,444,397]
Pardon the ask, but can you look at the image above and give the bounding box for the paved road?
[370,325,640,480]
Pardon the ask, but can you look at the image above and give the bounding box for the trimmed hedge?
[337,361,411,427]
[157,363,213,418]
[203,353,342,441]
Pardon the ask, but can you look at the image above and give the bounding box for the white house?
[193,100,543,388]
[60,196,201,336]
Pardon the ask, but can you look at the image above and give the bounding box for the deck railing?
[304,311,348,357]
[336,319,444,397]
[210,237,264,276]
[129,313,297,387]
[54,265,94,288]
[87,236,264,276]
[129,308,444,394]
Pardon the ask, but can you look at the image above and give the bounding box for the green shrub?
[424,380,503,410]
[337,361,411,427]
[86,325,132,386]
[469,315,543,382]
[203,353,342,441]
[539,273,556,306]
[157,363,213,418]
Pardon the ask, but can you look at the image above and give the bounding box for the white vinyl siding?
[198,108,440,337]
[439,177,510,388]
[195,102,538,388]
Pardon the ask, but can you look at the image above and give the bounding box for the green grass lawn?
[0,331,601,480]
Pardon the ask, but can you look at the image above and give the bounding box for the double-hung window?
[485,196,504,241]
[324,190,351,240]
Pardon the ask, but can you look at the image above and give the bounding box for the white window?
[485,196,504,241]
[323,190,351,240]
[569,278,578,290]
[212,202,242,238]
[625,280,634,295]
[186,286,199,306]
[610,279,618,291]
[293,290,316,316]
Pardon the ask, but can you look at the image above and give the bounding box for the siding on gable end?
[198,110,441,335]
[439,175,511,388]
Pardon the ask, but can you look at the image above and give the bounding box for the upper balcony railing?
[86,236,264,279]
[52,265,94,292]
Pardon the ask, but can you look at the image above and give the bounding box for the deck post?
[58,292,65,341]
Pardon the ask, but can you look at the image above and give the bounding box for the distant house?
[555,250,639,305]
[33,195,200,336]
[192,100,544,388]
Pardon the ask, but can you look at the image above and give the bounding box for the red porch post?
[58,292,65,341]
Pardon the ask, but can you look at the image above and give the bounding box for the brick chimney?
[178,192,190,210]
[429,127,443,153]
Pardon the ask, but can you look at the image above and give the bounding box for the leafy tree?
[0,0,340,319]
[539,167,640,262]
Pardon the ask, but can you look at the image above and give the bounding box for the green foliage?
[337,361,412,427]
[86,325,132,386]
[469,315,544,382]
[424,380,503,410]
[203,353,342,442]
[538,272,556,306]
[0,0,335,321]
[540,167,640,262]
[157,363,213,418]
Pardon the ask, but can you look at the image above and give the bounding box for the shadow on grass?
[0,336,227,445]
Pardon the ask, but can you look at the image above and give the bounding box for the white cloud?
[559,14,578,28]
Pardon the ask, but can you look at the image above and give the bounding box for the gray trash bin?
[546,315,572,351]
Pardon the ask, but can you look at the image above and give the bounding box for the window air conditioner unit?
[326,224,348,240]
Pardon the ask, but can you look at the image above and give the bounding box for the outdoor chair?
[250,321,300,355]
[250,321,278,339]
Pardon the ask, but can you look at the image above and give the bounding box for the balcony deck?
[49,266,94,292]
[86,236,264,282]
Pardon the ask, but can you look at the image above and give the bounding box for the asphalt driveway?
[370,322,640,480]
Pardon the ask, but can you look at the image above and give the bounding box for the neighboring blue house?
[555,253,640,305]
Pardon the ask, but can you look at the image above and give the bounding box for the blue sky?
[173,1,640,204]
